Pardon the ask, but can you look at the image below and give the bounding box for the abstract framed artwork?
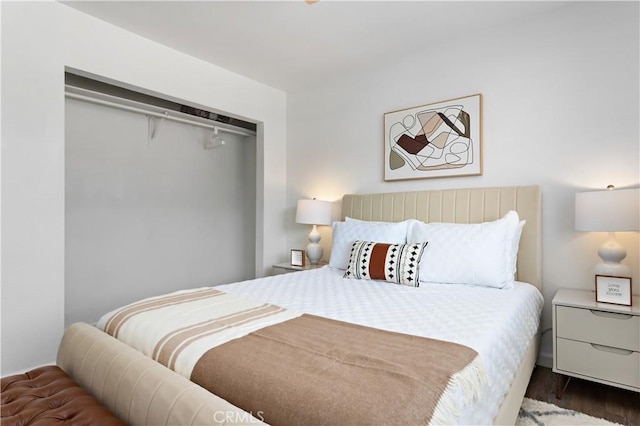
[384,94,482,181]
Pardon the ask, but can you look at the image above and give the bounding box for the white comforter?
[217,266,543,425]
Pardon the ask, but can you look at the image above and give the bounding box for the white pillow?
[329,219,408,270]
[510,220,526,275]
[406,211,521,288]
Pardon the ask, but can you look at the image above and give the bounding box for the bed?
[95,185,543,425]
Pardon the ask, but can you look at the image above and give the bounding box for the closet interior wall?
[65,97,256,326]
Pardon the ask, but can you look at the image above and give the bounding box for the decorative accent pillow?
[343,241,428,287]
[329,220,408,270]
[406,211,521,288]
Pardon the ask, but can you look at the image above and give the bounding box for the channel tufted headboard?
[341,185,541,290]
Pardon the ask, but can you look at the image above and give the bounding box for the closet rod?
[65,89,255,137]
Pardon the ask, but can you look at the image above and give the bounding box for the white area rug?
[517,398,622,425]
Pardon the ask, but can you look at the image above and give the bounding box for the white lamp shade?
[575,188,639,232]
[296,199,332,226]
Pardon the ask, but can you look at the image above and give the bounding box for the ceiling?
[63,1,570,93]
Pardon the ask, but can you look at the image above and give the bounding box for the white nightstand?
[552,288,640,398]
[272,261,328,275]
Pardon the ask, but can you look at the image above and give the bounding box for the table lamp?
[575,186,640,276]
[295,198,332,264]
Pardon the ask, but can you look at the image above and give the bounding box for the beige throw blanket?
[193,313,483,425]
[97,288,486,425]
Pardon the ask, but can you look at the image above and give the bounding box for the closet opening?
[64,71,258,327]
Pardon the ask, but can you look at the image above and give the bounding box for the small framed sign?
[290,249,306,267]
[595,275,632,306]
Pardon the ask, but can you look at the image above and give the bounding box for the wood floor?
[524,366,640,425]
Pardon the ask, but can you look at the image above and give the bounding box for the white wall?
[2,1,638,376]
[1,2,287,375]
[65,98,256,326]
[286,2,639,366]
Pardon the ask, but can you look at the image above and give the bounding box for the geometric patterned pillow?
[343,240,428,287]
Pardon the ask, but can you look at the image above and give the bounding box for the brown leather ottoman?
[1,365,124,426]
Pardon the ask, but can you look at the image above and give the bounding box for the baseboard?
[536,328,553,369]
[536,351,552,369]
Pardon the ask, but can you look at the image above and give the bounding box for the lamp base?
[306,224,323,264]
[595,232,630,277]
[306,242,323,265]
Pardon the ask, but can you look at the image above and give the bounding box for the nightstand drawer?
[556,306,640,351]
[556,338,640,388]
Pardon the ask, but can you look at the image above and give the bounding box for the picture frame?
[595,275,632,306]
[383,93,482,181]
[290,249,306,267]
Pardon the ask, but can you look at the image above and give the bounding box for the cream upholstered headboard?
[341,185,541,290]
